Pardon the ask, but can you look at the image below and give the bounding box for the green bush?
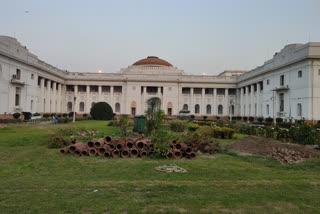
[243,116,248,121]
[169,120,186,132]
[83,113,88,117]
[43,114,50,118]
[276,118,283,123]
[190,115,195,120]
[249,116,254,122]
[265,117,273,123]
[68,112,74,118]
[203,116,207,120]
[62,113,68,118]
[236,116,242,120]
[13,113,21,119]
[90,102,114,120]
[33,112,41,116]
[188,124,200,132]
[46,133,69,148]
[22,112,32,120]
[257,117,264,122]
[291,121,318,145]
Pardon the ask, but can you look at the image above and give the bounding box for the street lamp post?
[73,96,76,123]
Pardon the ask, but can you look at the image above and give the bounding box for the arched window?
[67,102,72,112]
[206,105,211,114]
[91,102,95,108]
[218,105,223,115]
[231,105,235,115]
[79,102,84,112]
[183,104,188,110]
[115,103,120,113]
[195,104,200,114]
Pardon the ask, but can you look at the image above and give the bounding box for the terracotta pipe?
[81,148,89,156]
[173,149,182,159]
[112,150,120,158]
[181,143,193,154]
[121,149,130,158]
[109,143,116,150]
[116,141,125,151]
[171,139,178,145]
[98,145,111,156]
[135,139,148,150]
[87,139,95,148]
[139,150,148,158]
[104,150,111,158]
[60,145,71,154]
[105,136,112,143]
[70,142,86,153]
[94,138,105,149]
[174,143,182,150]
[166,151,174,159]
[129,148,139,158]
[188,152,196,160]
[125,139,135,149]
[89,148,97,156]
[71,139,78,145]
[182,152,188,158]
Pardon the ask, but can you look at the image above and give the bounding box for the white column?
[52,82,56,112]
[62,84,66,113]
[213,88,217,115]
[224,88,229,116]
[250,85,254,116]
[40,78,45,113]
[57,83,62,113]
[240,88,244,116]
[98,85,102,101]
[257,83,261,116]
[74,85,78,112]
[86,85,90,113]
[46,80,51,112]
[245,86,249,116]
[190,88,194,114]
[110,86,114,111]
[201,88,205,115]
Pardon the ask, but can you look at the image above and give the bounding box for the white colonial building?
[1,35,320,121]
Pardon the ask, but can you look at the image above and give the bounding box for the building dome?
[133,56,173,67]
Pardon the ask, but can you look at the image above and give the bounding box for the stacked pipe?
[60,136,154,158]
[167,140,196,159]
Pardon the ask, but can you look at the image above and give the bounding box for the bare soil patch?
[228,136,320,163]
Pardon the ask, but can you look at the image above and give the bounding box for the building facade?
[1,35,320,121]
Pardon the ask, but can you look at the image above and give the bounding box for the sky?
[1,0,320,75]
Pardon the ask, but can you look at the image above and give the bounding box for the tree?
[145,97,162,133]
[90,102,114,120]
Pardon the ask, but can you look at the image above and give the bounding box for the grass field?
[1,121,320,214]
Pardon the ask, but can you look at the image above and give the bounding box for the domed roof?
[133,56,173,67]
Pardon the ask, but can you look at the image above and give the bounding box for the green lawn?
[1,121,320,214]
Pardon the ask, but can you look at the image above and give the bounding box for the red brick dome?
[133,56,173,67]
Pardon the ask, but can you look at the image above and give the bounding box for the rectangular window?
[298,71,302,78]
[297,103,302,116]
[266,104,269,115]
[16,69,21,80]
[15,87,21,106]
[279,93,284,112]
[319,69,320,75]
[31,73,34,79]
[267,79,270,85]
[280,75,284,86]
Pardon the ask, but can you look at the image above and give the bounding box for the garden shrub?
[276,118,283,123]
[276,128,289,139]
[231,116,237,121]
[188,124,200,132]
[68,112,74,118]
[170,120,186,132]
[203,116,207,120]
[57,114,62,118]
[257,117,264,122]
[12,112,20,119]
[90,102,114,120]
[190,115,195,120]
[62,113,68,118]
[212,127,235,139]
[249,116,254,122]
[43,113,50,118]
[151,126,172,156]
[83,113,88,117]
[119,116,129,136]
[33,112,41,116]
[22,112,32,120]
[108,120,119,126]
[291,121,318,145]
[277,122,292,129]
[265,117,273,123]
[236,116,242,120]
[243,116,248,121]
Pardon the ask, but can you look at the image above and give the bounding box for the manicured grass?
[1,121,320,213]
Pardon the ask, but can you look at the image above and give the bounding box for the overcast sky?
[1,0,320,75]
